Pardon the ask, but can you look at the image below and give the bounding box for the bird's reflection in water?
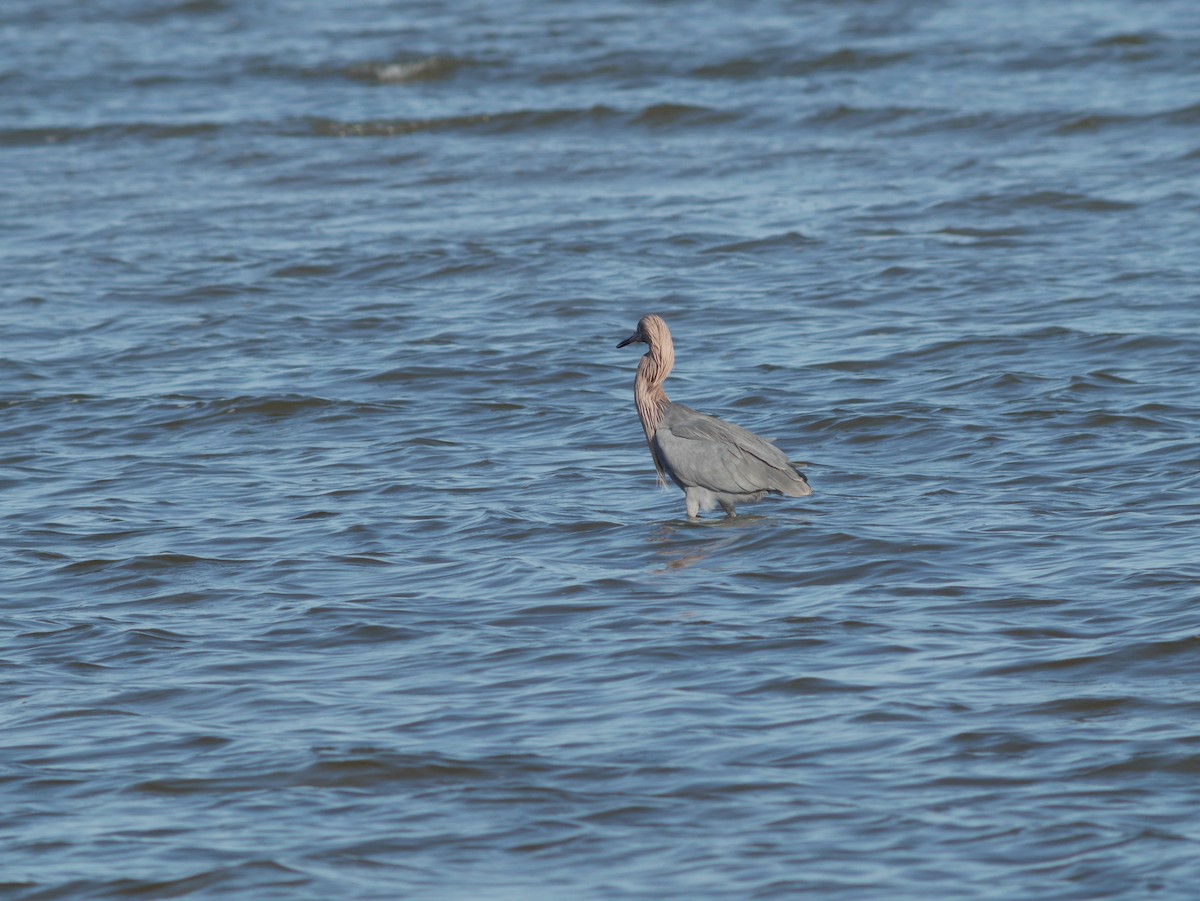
[647,515,768,572]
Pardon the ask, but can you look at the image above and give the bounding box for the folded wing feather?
[654,403,802,495]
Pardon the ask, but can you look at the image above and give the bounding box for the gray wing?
[654,403,807,495]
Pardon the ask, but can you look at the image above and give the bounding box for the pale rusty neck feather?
[633,339,674,483]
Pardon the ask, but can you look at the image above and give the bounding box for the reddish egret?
[618,314,813,519]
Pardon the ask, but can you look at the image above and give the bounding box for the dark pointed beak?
[617,330,640,348]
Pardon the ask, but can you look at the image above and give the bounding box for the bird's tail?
[780,466,813,497]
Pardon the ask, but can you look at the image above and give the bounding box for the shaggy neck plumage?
[634,337,674,483]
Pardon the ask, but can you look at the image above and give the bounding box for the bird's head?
[617,314,671,350]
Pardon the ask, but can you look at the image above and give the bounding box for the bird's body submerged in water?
[618,314,813,519]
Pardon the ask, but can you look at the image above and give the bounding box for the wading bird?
[618,314,812,520]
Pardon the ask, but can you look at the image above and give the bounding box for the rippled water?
[5,1,1200,898]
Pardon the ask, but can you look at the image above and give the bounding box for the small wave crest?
[344,56,463,84]
[311,102,736,138]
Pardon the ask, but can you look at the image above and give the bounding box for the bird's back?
[653,403,811,498]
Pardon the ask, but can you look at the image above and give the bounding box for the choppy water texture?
[4,1,1200,898]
